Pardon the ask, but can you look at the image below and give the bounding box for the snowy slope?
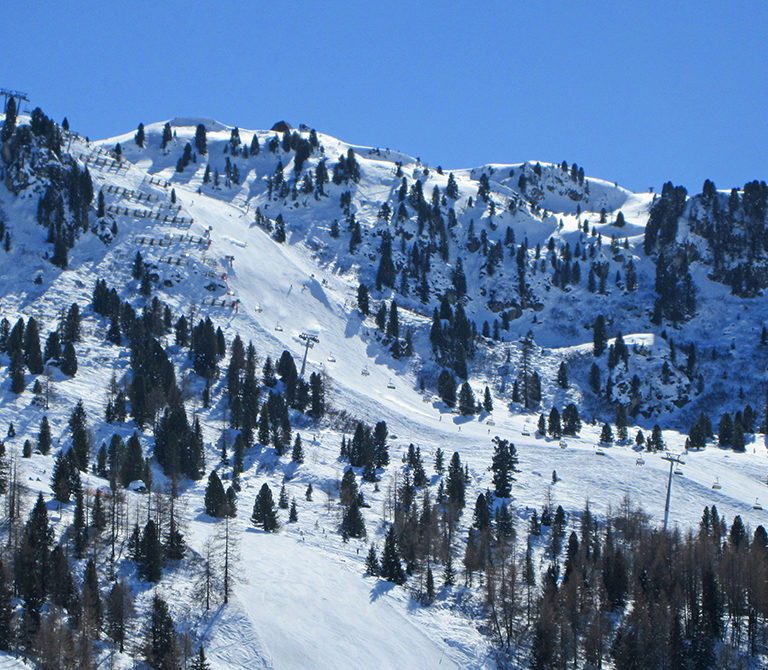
[0,115,767,668]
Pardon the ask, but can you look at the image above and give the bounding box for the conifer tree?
[194,123,207,155]
[105,579,134,654]
[204,471,228,518]
[15,493,53,630]
[9,352,24,394]
[161,122,172,149]
[482,386,493,413]
[548,408,562,437]
[251,483,279,531]
[491,438,517,498]
[458,382,476,415]
[357,283,369,315]
[380,526,406,584]
[23,317,44,375]
[61,340,77,377]
[443,552,455,586]
[144,595,179,670]
[365,544,379,576]
[291,433,304,463]
[37,415,52,454]
[190,646,211,670]
[446,452,466,510]
[593,315,607,357]
[138,519,163,582]
[135,123,145,148]
[0,561,12,651]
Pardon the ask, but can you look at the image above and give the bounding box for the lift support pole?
[662,453,685,530]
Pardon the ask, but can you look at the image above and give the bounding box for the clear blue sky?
[2,1,766,192]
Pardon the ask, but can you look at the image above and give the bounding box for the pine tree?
[105,579,134,654]
[356,283,369,315]
[458,382,476,415]
[341,496,366,538]
[289,499,298,522]
[1,97,16,141]
[425,565,435,602]
[0,561,12,651]
[161,122,172,149]
[557,361,568,389]
[81,557,102,634]
[23,317,44,374]
[593,315,607,357]
[144,595,179,670]
[204,471,227,517]
[380,526,406,584]
[482,386,493,412]
[491,438,517,498]
[16,493,53,629]
[446,452,465,510]
[548,408,562,437]
[291,433,304,463]
[443,552,455,586]
[61,340,77,376]
[251,483,279,531]
[9,352,24,394]
[194,123,207,155]
[437,369,457,408]
[138,519,164,582]
[135,123,145,148]
[615,405,628,442]
[37,415,52,454]
[190,646,211,670]
[365,544,379,576]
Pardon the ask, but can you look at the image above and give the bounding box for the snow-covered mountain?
[0,108,766,669]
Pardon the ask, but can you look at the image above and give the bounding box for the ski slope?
[0,117,766,668]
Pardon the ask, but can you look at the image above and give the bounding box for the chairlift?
[327,354,336,363]
[386,379,396,390]
[712,477,722,490]
[753,498,763,511]
[674,466,683,476]
[521,423,531,437]
[274,323,283,332]
[595,447,606,456]
[635,457,645,466]
[361,367,370,376]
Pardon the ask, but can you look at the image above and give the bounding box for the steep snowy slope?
[0,112,767,668]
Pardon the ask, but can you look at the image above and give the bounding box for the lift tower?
[298,332,319,377]
[0,89,29,114]
[661,453,685,530]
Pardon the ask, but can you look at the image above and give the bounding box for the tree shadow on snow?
[369,579,395,602]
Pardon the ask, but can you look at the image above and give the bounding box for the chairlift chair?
[753,498,763,511]
[274,323,283,332]
[712,477,722,490]
[635,457,645,466]
[387,379,396,389]
[361,367,370,376]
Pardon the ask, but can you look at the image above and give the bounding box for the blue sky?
[2,1,766,192]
